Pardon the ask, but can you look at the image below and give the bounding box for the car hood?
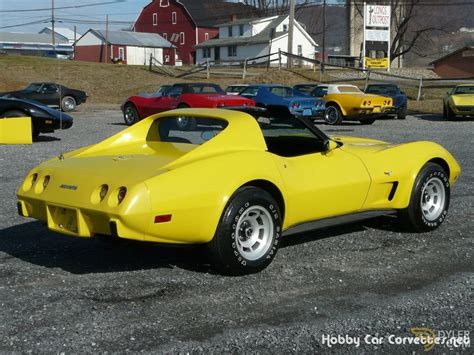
[25,99,73,121]
[331,135,399,156]
[451,94,474,105]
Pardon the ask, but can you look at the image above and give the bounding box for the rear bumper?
[36,118,73,133]
[352,106,393,117]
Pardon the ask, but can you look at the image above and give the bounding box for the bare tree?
[241,0,311,16]
[350,0,453,63]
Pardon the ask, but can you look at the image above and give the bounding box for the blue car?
[365,84,407,119]
[239,84,325,120]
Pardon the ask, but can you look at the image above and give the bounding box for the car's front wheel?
[324,105,343,125]
[123,104,140,126]
[209,187,282,275]
[398,163,450,232]
[61,96,76,112]
[446,105,456,121]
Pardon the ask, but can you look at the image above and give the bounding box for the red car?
[121,83,256,128]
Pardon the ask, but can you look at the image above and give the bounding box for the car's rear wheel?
[209,186,282,275]
[443,104,447,119]
[123,103,140,126]
[176,103,196,130]
[359,118,375,125]
[61,96,76,112]
[324,105,343,125]
[1,110,39,138]
[397,104,407,119]
[398,163,450,232]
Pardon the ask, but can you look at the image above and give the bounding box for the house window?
[153,13,158,26]
[239,24,244,36]
[118,47,125,60]
[204,32,209,40]
[162,33,168,40]
[160,0,169,6]
[172,12,177,24]
[203,47,211,58]
[283,24,288,32]
[180,32,185,45]
[227,45,237,57]
[297,44,302,56]
[228,26,233,37]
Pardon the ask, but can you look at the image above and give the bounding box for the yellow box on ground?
[0,117,32,145]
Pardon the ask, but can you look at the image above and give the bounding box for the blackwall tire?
[209,186,282,275]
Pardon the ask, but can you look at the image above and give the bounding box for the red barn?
[430,46,474,79]
[133,0,256,65]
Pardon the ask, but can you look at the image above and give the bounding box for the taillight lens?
[117,187,127,204]
[43,175,50,190]
[363,101,367,106]
[31,173,38,188]
[99,184,109,201]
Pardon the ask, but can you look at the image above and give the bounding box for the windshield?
[453,86,474,94]
[366,85,400,95]
[25,83,42,91]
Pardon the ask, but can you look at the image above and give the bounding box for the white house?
[195,15,317,65]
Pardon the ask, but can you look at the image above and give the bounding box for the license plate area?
[47,205,79,235]
[303,108,312,116]
[373,106,381,113]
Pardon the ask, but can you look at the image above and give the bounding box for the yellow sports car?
[443,84,474,120]
[17,107,460,275]
[310,84,393,125]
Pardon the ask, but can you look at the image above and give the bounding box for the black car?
[0,97,73,137]
[1,82,88,112]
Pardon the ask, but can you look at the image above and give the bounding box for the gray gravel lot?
[0,107,472,353]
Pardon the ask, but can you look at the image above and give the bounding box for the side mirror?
[324,140,339,152]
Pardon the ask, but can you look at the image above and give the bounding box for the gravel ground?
[0,106,472,353]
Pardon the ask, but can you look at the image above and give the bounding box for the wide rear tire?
[398,163,450,232]
[208,187,282,275]
[324,105,343,125]
[397,105,407,120]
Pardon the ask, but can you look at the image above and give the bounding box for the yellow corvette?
[310,84,393,125]
[443,84,474,120]
[17,107,460,274]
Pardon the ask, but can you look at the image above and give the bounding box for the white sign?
[365,5,391,27]
[365,29,390,42]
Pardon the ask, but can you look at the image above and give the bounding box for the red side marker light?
[154,214,172,223]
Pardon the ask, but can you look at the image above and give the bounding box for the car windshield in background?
[454,86,474,94]
[226,86,246,93]
[338,86,362,93]
[151,117,228,145]
[240,87,259,97]
[25,83,42,91]
[257,114,316,139]
[190,84,225,94]
[269,86,294,97]
[366,85,399,96]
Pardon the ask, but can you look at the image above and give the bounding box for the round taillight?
[43,175,50,189]
[99,184,109,201]
[117,187,127,204]
[363,101,367,106]
[31,173,38,187]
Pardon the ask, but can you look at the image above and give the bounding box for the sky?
[0,0,151,34]
[0,0,335,35]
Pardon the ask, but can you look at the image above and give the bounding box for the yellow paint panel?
[0,117,32,145]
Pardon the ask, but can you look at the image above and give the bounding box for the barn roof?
[88,29,175,48]
[429,45,474,65]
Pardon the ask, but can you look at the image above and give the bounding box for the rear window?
[338,86,362,93]
[147,116,228,145]
[190,84,224,94]
[269,86,293,97]
[366,85,399,95]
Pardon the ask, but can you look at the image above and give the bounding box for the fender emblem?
[60,184,78,191]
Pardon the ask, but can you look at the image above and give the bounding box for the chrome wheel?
[235,205,274,261]
[324,106,340,125]
[62,96,76,112]
[421,177,446,221]
[124,106,138,125]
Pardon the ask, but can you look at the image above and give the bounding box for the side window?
[166,86,183,97]
[153,13,158,26]
[240,87,259,97]
[42,84,58,92]
[172,12,177,24]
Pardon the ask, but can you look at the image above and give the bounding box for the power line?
[0,19,51,30]
[0,0,126,13]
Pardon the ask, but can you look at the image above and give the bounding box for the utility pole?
[104,15,109,63]
[287,0,295,68]
[321,0,326,73]
[51,0,55,48]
